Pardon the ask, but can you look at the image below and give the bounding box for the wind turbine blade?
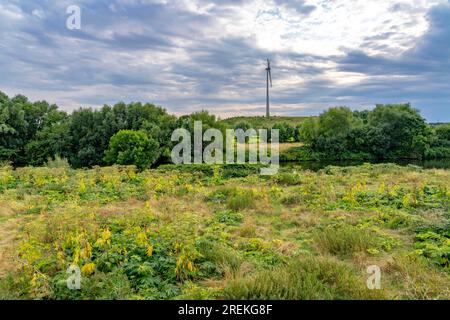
[269,69,272,87]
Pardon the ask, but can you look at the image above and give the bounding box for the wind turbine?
[265,58,272,118]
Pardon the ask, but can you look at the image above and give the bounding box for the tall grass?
[224,255,384,300]
[227,189,255,211]
[314,226,375,257]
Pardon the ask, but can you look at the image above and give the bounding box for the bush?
[215,210,244,226]
[276,172,302,185]
[414,230,450,269]
[104,130,160,170]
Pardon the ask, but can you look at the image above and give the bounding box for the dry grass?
[0,218,22,278]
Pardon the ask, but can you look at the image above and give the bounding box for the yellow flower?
[377,182,385,194]
[72,247,80,265]
[146,245,154,257]
[81,263,95,275]
[81,242,92,259]
[95,228,112,247]
[95,238,105,246]
[402,194,411,207]
[78,180,86,193]
[101,228,112,241]
[56,251,65,265]
[136,232,148,246]
[272,239,283,247]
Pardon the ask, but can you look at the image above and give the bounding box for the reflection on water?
[280,159,450,171]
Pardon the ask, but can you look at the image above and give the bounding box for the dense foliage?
[0,92,68,166]
[295,104,450,160]
[1,92,449,169]
[221,116,308,130]
[0,91,177,169]
[104,130,160,170]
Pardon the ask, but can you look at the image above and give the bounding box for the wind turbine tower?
[266,59,272,118]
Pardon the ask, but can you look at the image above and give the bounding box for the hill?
[220,116,311,128]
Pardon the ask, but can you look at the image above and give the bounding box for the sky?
[0,0,449,122]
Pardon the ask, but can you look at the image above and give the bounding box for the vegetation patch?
[1,163,449,300]
[223,255,385,300]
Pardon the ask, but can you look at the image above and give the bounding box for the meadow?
[0,162,449,300]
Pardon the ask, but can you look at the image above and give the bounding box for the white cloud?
[0,3,24,20]
[212,0,447,57]
[31,8,45,19]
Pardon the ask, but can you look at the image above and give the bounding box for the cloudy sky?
[0,0,449,121]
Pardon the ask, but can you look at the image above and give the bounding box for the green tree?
[272,122,296,143]
[67,102,176,168]
[434,124,450,146]
[0,92,67,165]
[104,130,159,170]
[25,121,70,166]
[313,107,361,156]
[0,93,27,163]
[298,118,319,145]
[426,123,450,159]
[367,104,431,159]
[234,121,252,132]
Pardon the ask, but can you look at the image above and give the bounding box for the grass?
[0,163,449,300]
[223,255,386,300]
[313,225,376,257]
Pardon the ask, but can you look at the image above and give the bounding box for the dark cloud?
[0,0,448,121]
[274,0,316,15]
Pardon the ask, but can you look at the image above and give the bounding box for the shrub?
[215,210,244,226]
[276,172,302,185]
[104,130,159,170]
[414,231,450,269]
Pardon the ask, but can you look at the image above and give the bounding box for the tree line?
[297,104,450,160]
[0,91,176,168]
[1,91,449,169]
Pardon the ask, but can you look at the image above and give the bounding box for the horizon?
[4,88,448,124]
[1,0,450,122]
[0,90,450,124]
